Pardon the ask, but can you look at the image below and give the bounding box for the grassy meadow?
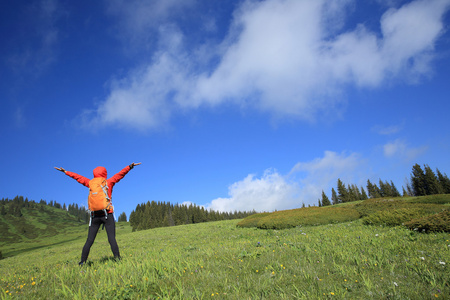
[1,216,449,299]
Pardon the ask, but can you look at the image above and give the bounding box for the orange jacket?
[65,165,132,212]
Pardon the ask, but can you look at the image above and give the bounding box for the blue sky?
[1,0,450,218]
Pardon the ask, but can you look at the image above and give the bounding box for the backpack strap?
[101,182,110,200]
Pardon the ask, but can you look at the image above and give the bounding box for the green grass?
[0,205,87,258]
[1,219,449,299]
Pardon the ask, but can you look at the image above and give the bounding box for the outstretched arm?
[54,167,90,187]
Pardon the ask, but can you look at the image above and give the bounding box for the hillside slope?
[237,194,450,230]
[1,219,448,298]
[0,202,87,258]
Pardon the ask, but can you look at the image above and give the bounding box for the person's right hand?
[54,167,66,173]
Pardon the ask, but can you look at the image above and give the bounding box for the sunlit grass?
[1,219,449,299]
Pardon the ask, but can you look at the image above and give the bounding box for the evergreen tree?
[389,180,401,197]
[424,165,444,195]
[118,212,127,222]
[337,179,348,203]
[366,179,380,198]
[436,169,450,194]
[402,187,408,197]
[331,188,339,205]
[360,187,368,200]
[411,163,427,196]
[378,179,390,197]
[321,190,331,206]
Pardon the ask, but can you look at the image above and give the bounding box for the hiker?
[54,163,141,265]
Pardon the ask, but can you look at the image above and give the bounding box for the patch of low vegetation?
[405,209,450,233]
[361,208,426,226]
[234,212,271,228]
[238,195,450,232]
[237,207,360,229]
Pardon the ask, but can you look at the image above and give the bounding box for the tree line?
[317,164,450,207]
[129,201,255,232]
[0,196,90,223]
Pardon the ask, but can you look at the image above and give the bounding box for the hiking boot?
[78,261,85,266]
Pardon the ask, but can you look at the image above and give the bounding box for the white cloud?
[207,151,366,212]
[80,0,450,130]
[207,169,300,213]
[383,139,428,160]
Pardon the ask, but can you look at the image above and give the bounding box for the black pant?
[80,213,120,262]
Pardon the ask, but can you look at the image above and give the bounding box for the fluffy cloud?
[81,0,450,130]
[208,169,300,213]
[207,151,366,212]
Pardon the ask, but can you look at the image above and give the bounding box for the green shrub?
[405,194,450,205]
[404,209,450,233]
[361,208,425,226]
[354,198,447,218]
[236,212,271,228]
[256,207,360,229]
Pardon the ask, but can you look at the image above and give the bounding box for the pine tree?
[367,179,380,198]
[360,187,368,200]
[436,169,450,194]
[331,188,339,205]
[378,179,389,197]
[402,187,408,197]
[321,190,331,206]
[411,164,426,196]
[424,165,444,195]
[389,180,401,197]
[337,179,348,203]
[118,212,127,222]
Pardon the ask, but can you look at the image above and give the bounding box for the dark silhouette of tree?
[331,188,339,205]
[424,165,444,195]
[337,179,348,203]
[436,168,450,194]
[321,190,331,206]
[411,164,427,196]
[118,212,127,222]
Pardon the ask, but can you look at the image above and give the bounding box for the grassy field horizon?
[1,195,449,298]
[1,217,449,299]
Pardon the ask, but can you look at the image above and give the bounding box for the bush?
[362,208,425,226]
[405,194,450,205]
[354,198,447,218]
[255,207,360,230]
[236,213,271,228]
[404,209,450,233]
